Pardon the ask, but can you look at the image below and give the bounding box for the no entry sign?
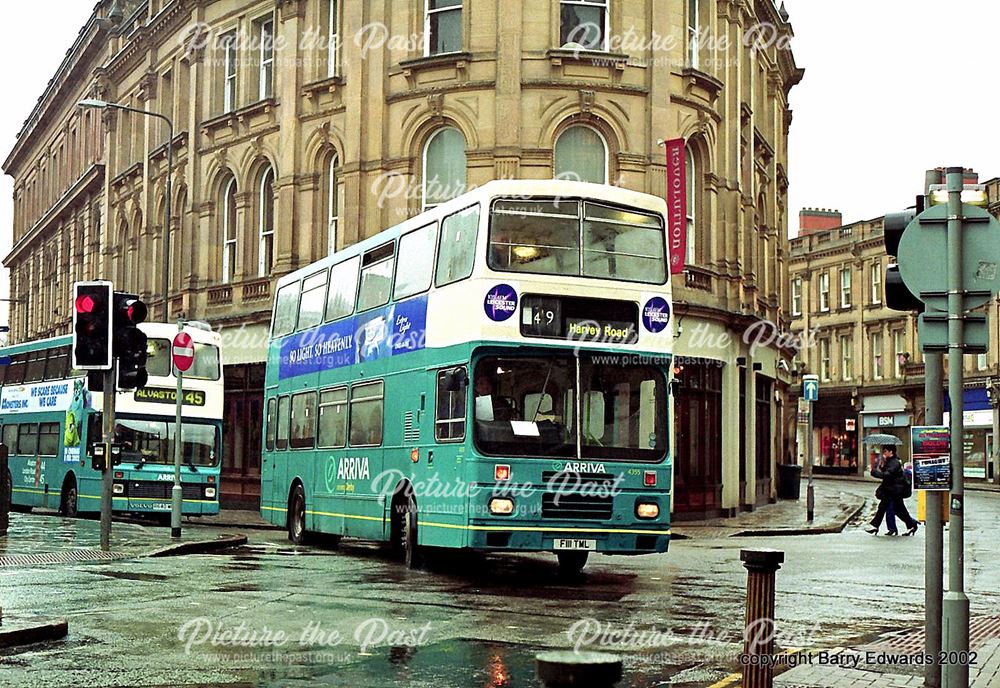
[172,332,195,373]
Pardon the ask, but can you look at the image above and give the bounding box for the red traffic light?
[75,294,96,314]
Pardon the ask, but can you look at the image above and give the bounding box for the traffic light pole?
[170,319,184,539]
[941,167,969,688]
[924,351,944,688]
[100,362,116,552]
[806,401,814,522]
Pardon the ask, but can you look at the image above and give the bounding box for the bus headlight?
[636,502,659,519]
[113,483,125,495]
[204,487,217,499]
[489,498,514,515]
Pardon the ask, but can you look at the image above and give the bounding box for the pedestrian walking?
[865,445,917,535]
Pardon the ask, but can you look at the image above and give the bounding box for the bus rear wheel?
[59,478,79,518]
[395,495,421,569]
[557,551,589,576]
[288,484,308,545]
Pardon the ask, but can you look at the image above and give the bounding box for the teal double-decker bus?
[260,180,673,573]
[0,322,224,518]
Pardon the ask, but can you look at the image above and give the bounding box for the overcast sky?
[1,1,999,330]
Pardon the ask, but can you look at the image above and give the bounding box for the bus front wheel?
[60,477,79,518]
[557,551,589,576]
[288,484,309,545]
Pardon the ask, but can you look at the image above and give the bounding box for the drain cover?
[0,550,130,567]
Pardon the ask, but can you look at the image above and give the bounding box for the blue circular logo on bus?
[484,284,518,322]
[642,297,671,333]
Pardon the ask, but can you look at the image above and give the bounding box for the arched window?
[422,127,466,209]
[258,167,275,276]
[685,147,696,264]
[554,125,608,184]
[222,177,237,284]
[325,153,339,256]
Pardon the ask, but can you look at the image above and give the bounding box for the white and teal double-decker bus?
[0,322,224,518]
[260,180,673,573]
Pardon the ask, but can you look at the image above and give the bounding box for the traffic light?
[113,292,148,390]
[883,209,924,312]
[72,281,113,370]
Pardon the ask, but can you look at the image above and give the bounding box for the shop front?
[810,392,858,475]
[860,394,911,471]
[945,388,995,481]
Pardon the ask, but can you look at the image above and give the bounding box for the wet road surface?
[1,481,999,687]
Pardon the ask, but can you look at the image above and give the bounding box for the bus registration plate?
[554,539,596,551]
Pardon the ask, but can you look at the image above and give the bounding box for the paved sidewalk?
[775,634,1000,687]
[186,508,278,530]
[816,472,1000,493]
[672,480,866,539]
[0,510,251,565]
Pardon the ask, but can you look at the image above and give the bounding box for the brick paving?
[775,629,1000,687]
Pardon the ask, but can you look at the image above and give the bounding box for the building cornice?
[4,164,105,267]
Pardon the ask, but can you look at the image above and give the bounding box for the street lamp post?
[78,99,174,322]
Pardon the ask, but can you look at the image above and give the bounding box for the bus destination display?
[520,295,638,344]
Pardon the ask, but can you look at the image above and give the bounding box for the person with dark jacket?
[865,445,918,536]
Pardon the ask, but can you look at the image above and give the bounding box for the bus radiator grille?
[128,482,204,500]
[540,471,615,520]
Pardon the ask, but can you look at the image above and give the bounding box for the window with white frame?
[894,330,907,377]
[257,16,275,100]
[687,0,699,68]
[425,0,462,56]
[791,277,802,316]
[222,177,237,283]
[685,147,696,264]
[871,261,882,304]
[871,331,884,380]
[554,124,608,184]
[840,267,852,308]
[819,271,830,312]
[422,127,466,209]
[258,167,275,276]
[560,0,608,51]
[326,153,339,256]
[840,334,852,381]
[222,32,238,112]
[322,0,339,78]
[819,338,831,382]
[977,351,989,371]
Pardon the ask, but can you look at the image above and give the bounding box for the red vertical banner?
[665,138,687,275]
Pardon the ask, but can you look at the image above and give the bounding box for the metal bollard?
[536,651,623,688]
[741,549,785,688]
[0,442,9,536]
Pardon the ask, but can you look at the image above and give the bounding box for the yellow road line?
[706,646,805,688]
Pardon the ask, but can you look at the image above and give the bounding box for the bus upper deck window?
[436,205,479,287]
[273,283,301,337]
[358,243,395,312]
[146,339,172,378]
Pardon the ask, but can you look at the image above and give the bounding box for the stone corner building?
[3,0,802,513]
